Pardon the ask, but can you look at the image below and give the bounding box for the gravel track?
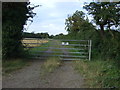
[41,61,84,88]
[3,60,84,88]
[3,41,85,88]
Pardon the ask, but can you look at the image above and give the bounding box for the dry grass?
[42,57,62,73]
[40,40,63,77]
[22,39,49,47]
[40,57,62,79]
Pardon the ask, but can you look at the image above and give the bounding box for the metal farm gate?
[23,39,92,61]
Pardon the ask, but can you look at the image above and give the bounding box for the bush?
[2,2,31,59]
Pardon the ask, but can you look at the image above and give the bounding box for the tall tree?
[65,10,95,37]
[2,2,38,59]
[83,2,120,37]
[65,10,85,33]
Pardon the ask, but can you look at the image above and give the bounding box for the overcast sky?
[25,0,92,35]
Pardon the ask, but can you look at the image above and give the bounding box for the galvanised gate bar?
[23,39,92,61]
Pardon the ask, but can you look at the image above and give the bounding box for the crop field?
[22,38,49,47]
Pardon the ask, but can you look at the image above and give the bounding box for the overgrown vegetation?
[74,60,120,88]
[54,2,120,88]
[2,1,120,88]
[2,40,51,74]
[55,2,120,63]
[2,2,39,59]
[3,59,28,74]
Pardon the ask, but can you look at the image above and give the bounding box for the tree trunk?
[108,26,114,38]
[100,24,105,38]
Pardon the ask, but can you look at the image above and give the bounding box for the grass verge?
[74,60,120,88]
[3,59,28,75]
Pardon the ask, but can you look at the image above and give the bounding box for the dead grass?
[40,57,62,79]
[22,39,49,47]
[40,40,63,77]
[42,57,62,73]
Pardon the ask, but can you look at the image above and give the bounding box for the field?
[22,38,49,47]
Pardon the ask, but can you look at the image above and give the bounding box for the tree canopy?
[83,2,120,35]
[65,10,95,39]
[2,2,38,59]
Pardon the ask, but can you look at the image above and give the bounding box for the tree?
[65,10,95,39]
[54,33,66,39]
[83,2,120,37]
[65,10,85,34]
[49,35,54,39]
[39,33,49,38]
[2,2,39,59]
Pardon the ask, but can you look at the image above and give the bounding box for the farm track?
[3,41,85,88]
[41,61,84,88]
[3,60,45,88]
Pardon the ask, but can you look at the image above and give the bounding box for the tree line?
[57,2,120,64]
[23,32,54,39]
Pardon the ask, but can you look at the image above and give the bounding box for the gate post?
[88,40,92,61]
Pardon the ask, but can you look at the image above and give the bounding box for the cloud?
[26,0,92,35]
[27,18,67,35]
[27,22,67,35]
[30,0,56,8]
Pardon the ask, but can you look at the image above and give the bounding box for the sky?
[25,0,92,35]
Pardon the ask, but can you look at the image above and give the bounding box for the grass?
[25,40,52,59]
[40,40,63,76]
[41,57,62,74]
[26,40,63,76]
[63,43,88,60]
[74,60,120,88]
[65,40,120,88]
[29,42,50,54]
[3,59,28,74]
[2,39,50,74]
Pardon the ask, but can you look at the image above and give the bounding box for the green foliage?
[49,35,54,39]
[40,40,62,77]
[64,9,120,65]
[63,2,120,88]
[53,33,68,39]
[65,10,95,35]
[23,32,49,38]
[2,2,38,59]
[28,41,51,58]
[3,59,28,74]
[83,2,120,32]
[74,60,120,88]
[91,30,120,64]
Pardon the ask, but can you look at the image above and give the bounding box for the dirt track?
[3,60,84,88]
[3,41,85,88]
[41,61,84,88]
